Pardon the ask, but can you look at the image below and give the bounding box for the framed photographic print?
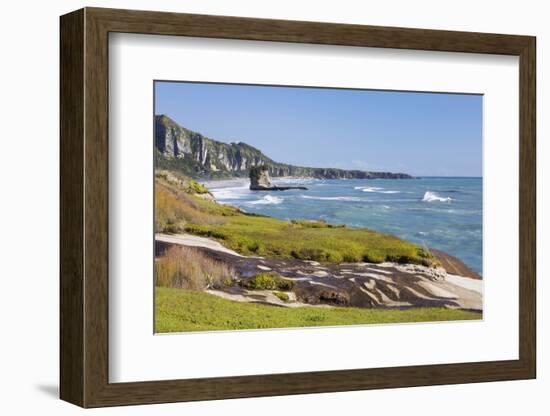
[60,7,536,408]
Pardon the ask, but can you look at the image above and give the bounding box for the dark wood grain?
[60,7,537,408]
[518,38,537,375]
[59,8,84,406]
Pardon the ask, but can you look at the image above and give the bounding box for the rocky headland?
[155,114,414,180]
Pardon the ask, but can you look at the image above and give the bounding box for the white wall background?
[0,0,545,414]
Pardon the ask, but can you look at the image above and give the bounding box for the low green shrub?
[187,180,209,194]
[362,252,387,264]
[183,224,227,240]
[291,219,345,229]
[273,291,290,302]
[342,252,362,262]
[163,220,187,234]
[240,272,295,291]
[386,255,412,264]
[291,248,323,261]
[246,241,266,255]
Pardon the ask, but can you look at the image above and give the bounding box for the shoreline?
[155,171,482,313]
[199,178,482,277]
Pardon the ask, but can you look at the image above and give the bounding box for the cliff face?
[155,115,413,180]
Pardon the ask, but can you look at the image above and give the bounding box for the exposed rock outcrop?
[155,237,482,311]
[249,166,308,191]
[430,248,481,280]
[250,165,273,189]
[155,114,414,180]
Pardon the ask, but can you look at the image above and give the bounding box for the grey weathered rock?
[155,114,414,180]
[250,165,273,189]
[155,238,483,311]
[249,166,308,191]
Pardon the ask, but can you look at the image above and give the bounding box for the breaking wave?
[355,186,400,194]
[422,191,452,202]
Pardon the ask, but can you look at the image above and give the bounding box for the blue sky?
[155,81,482,177]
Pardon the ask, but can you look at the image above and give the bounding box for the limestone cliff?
[155,114,413,180]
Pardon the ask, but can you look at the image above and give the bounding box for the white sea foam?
[301,195,362,202]
[422,191,452,203]
[210,185,250,201]
[247,195,284,205]
[355,186,400,194]
[354,186,382,191]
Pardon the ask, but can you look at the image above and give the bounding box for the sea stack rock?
[250,165,273,189]
[249,166,308,191]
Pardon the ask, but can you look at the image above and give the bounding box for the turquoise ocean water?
[205,177,482,274]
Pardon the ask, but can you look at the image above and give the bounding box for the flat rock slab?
[156,235,482,312]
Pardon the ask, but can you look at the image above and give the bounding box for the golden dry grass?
[155,183,225,232]
[155,245,236,290]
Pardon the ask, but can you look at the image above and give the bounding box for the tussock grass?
[155,288,481,332]
[155,183,226,232]
[156,246,236,290]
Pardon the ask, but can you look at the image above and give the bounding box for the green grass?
[291,219,346,229]
[184,208,433,265]
[155,173,435,265]
[155,287,481,332]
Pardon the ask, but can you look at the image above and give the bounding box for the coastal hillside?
[154,169,431,265]
[155,115,413,180]
[153,169,482,332]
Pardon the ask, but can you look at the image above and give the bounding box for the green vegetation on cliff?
[155,171,435,266]
[155,287,481,332]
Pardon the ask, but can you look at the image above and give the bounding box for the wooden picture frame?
[60,7,536,408]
